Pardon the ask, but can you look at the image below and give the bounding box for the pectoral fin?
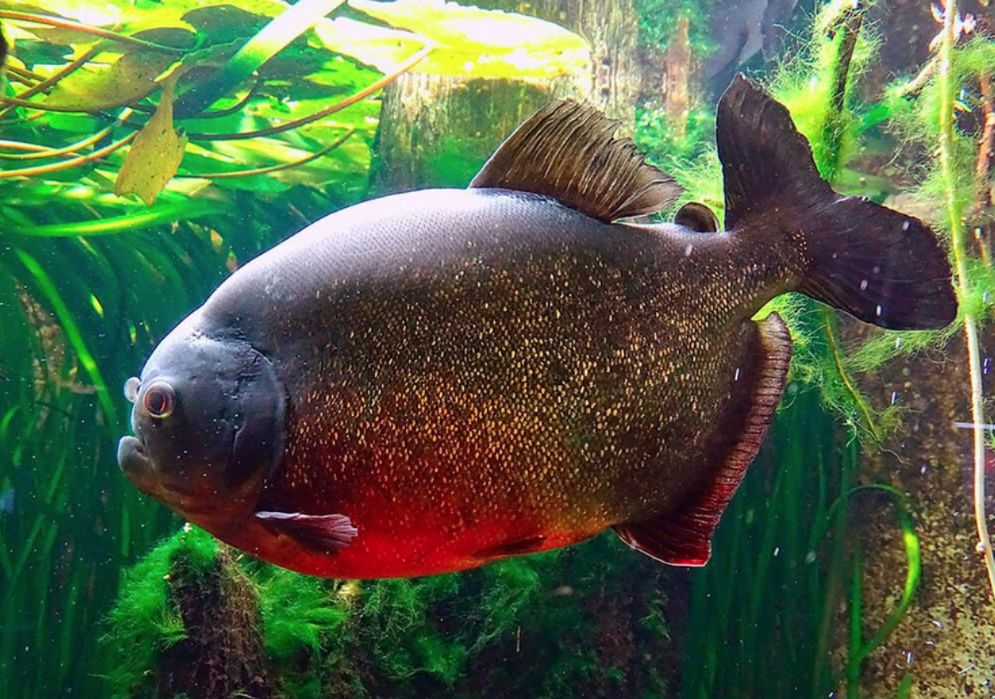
[613,313,792,566]
[255,511,358,553]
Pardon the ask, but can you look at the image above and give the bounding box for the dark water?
[1,0,993,697]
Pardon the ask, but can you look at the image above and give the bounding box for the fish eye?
[142,381,175,419]
[124,377,141,403]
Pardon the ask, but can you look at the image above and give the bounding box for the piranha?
[118,77,956,578]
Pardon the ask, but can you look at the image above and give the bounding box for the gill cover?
[229,347,286,489]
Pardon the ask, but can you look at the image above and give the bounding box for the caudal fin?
[717,75,957,330]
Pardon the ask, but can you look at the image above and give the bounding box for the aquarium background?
[1,0,994,696]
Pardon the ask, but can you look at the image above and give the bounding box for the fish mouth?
[117,435,156,493]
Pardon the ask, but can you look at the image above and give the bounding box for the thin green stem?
[178,128,354,179]
[0,132,135,179]
[0,45,98,120]
[938,0,995,607]
[9,200,225,237]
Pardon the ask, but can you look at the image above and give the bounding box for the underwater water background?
[1,0,995,697]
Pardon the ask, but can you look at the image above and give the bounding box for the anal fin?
[613,313,792,566]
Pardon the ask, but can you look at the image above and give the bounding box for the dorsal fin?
[613,313,792,566]
[469,99,682,222]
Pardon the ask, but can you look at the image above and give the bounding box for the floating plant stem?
[0,11,184,54]
[12,200,225,237]
[0,45,98,120]
[0,132,135,179]
[821,0,865,182]
[0,109,133,160]
[814,3,883,442]
[823,309,883,443]
[0,139,52,153]
[191,79,261,120]
[975,74,994,222]
[937,0,995,607]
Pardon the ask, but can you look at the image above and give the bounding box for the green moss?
[886,36,995,232]
[767,0,880,182]
[358,574,469,685]
[257,568,350,662]
[100,526,218,697]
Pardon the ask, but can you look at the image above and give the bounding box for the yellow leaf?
[316,0,590,80]
[114,79,186,206]
[46,51,175,111]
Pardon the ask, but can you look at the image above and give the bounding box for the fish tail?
[717,75,957,330]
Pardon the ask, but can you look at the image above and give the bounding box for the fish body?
[171,188,785,576]
[119,77,956,578]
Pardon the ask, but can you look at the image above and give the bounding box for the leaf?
[45,50,176,110]
[317,0,589,79]
[114,79,187,206]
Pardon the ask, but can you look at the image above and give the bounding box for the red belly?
[224,487,605,579]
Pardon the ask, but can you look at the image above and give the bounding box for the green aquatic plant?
[634,0,716,54]
[764,0,895,443]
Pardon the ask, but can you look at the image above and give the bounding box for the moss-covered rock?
[102,526,272,699]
